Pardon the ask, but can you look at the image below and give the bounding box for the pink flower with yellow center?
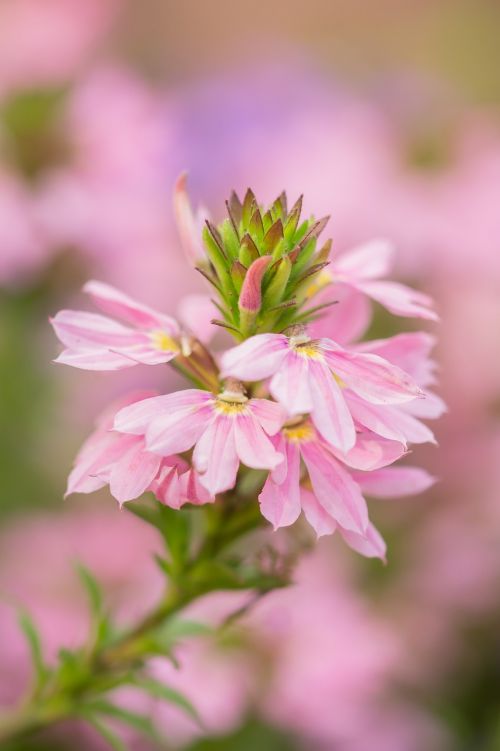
[51,280,181,370]
[259,419,434,559]
[66,393,211,508]
[221,330,422,454]
[114,385,287,496]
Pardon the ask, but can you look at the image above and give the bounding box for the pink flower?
[258,419,416,558]
[221,330,422,453]
[66,393,211,507]
[327,239,438,320]
[51,280,181,370]
[114,386,286,496]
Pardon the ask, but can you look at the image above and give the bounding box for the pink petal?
[247,398,287,436]
[356,279,438,321]
[259,442,301,530]
[51,310,143,348]
[322,341,422,404]
[234,414,284,470]
[221,334,288,381]
[352,466,436,498]
[308,359,356,452]
[179,469,214,506]
[300,487,337,537]
[114,390,212,435]
[66,433,137,496]
[339,522,387,561]
[194,415,239,495]
[55,348,138,371]
[108,442,162,505]
[345,392,407,444]
[356,332,437,385]
[173,172,206,265]
[301,440,368,534]
[334,239,395,280]
[151,465,182,509]
[83,280,179,332]
[402,391,446,419]
[379,407,436,445]
[332,431,406,470]
[146,403,213,456]
[269,350,313,415]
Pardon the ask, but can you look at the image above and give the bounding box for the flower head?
[51,280,181,370]
[259,418,434,559]
[221,329,422,453]
[114,384,287,496]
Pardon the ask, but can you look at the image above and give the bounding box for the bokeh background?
[1,1,500,749]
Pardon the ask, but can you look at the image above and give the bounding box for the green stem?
[0,498,269,747]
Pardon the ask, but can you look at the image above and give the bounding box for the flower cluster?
[51,181,442,560]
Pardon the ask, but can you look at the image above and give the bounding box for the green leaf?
[76,564,103,617]
[18,609,50,689]
[83,700,160,741]
[84,716,128,751]
[133,676,200,722]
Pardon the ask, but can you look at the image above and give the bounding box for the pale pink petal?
[234,414,284,470]
[380,408,436,445]
[178,294,218,343]
[268,432,288,484]
[345,392,408,444]
[352,466,436,498]
[308,359,356,452]
[173,172,206,265]
[339,522,387,561]
[300,488,337,537]
[83,280,179,332]
[356,332,437,385]
[259,442,301,530]
[146,404,214,456]
[194,416,239,495]
[114,390,212,435]
[301,440,368,534]
[269,350,313,415]
[402,391,446,419]
[247,398,287,436]
[332,431,406,470]
[334,239,395,280]
[108,442,162,505]
[221,334,288,380]
[322,341,422,404]
[51,310,143,348]
[55,348,137,371]
[355,279,438,321]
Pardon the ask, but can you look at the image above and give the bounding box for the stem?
[0,498,269,747]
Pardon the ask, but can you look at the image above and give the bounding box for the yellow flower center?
[150,330,180,353]
[283,421,315,443]
[214,398,248,416]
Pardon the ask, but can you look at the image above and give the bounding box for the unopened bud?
[238,255,272,334]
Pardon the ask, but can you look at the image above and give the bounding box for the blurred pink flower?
[0,0,121,95]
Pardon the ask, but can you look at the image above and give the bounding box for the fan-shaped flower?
[221,330,422,453]
[114,384,287,496]
[51,280,181,370]
[259,419,434,559]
